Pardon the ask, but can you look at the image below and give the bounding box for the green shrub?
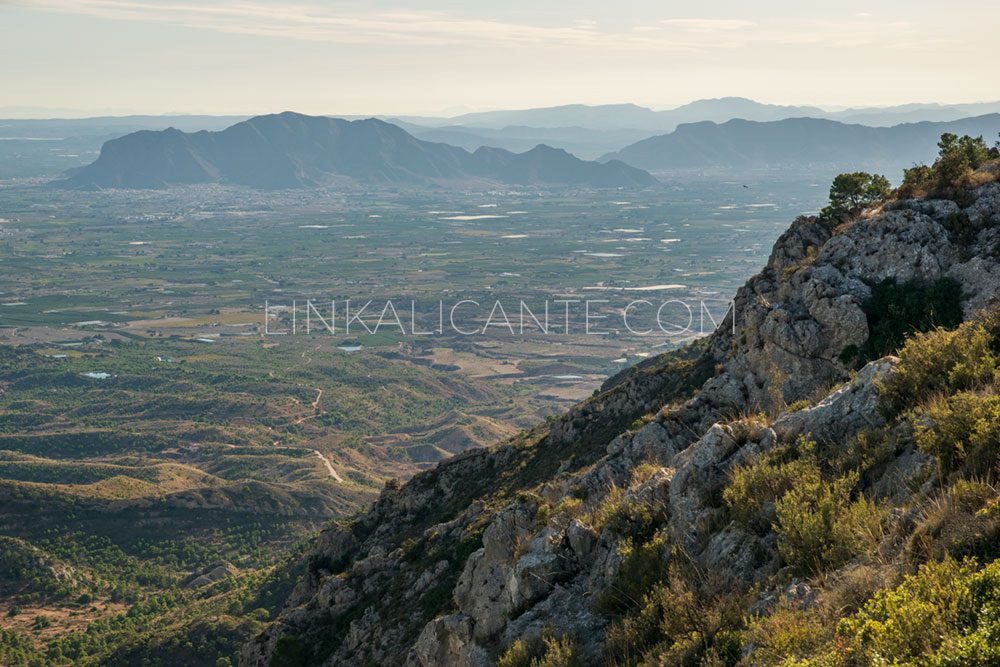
[532,635,582,667]
[775,471,882,575]
[914,391,1000,478]
[628,462,659,486]
[399,537,422,562]
[949,478,996,512]
[808,558,1000,667]
[534,501,552,528]
[552,496,583,524]
[943,211,976,248]
[599,485,665,545]
[724,446,821,531]
[593,535,671,616]
[758,555,1000,666]
[874,309,1000,478]
[836,428,896,485]
[498,630,582,667]
[909,480,1000,563]
[894,133,999,200]
[878,314,1000,418]
[602,560,743,666]
[897,164,935,199]
[934,133,993,192]
[743,607,832,666]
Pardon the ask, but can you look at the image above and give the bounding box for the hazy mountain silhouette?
[398,98,825,132]
[829,101,1000,126]
[602,114,1000,171]
[390,97,1000,134]
[389,121,651,160]
[62,112,657,189]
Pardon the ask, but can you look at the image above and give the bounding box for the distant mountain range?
[393,98,824,132]
[6,98,1000,178]
[61,112,657,190]
[387,121,651,161]
[385,98,1000,158]
[391,97,1000,133]
[602,114,1000,173]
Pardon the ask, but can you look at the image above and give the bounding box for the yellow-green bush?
[743,607,832,666]
[897,164,935,199]
[894,132,1000,200]
[600,489,664,545]
[552,496,583,524]
[775,471,882,575]
[836,428,896,484]
[874,307,1000,482]
[724,445,822,531]
[499,630,582,667]
[914,391,1000,478]
[793,558,1000,667]
[602,561,742,667]
[879,313,1000,419]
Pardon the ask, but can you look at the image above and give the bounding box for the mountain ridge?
[60,112,658,190]
[391,97,1000,132]
[603,113,1000,172]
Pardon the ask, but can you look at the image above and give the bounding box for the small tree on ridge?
[823,171,891,221]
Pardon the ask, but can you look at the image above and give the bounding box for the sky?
[2,0,998,117]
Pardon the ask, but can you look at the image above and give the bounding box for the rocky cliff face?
[241,183,1000,667]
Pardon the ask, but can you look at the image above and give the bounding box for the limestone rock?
[413,614,490,667]
[454,505,535,639]
[566,519,597,560]
[771,356,896,445]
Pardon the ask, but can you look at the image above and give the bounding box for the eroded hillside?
[241,158,1000,666]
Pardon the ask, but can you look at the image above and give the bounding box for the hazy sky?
[2,0,998,117]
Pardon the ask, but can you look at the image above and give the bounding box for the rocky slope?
[241,180,1000,666]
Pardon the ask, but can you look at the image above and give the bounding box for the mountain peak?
[61,112,657,190]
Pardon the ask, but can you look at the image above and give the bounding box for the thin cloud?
[16,0,717,52]
[659,18,757,31]
[12,1,951,59]
[886,38,961,49]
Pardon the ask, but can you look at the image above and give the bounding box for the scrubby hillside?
[241,147,1000,666]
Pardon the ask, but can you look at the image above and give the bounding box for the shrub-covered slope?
[242,172,1000,665]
